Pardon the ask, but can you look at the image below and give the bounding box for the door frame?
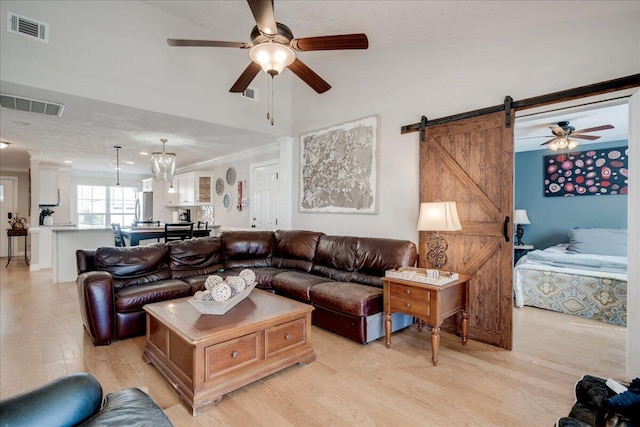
[0,176,19,258]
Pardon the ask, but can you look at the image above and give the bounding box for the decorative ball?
[204,275,224,290]
[226,276,246,296]
[202,289,213,301]
[211,282,232,301]
[239,269,256,285]
[193,290,205,301]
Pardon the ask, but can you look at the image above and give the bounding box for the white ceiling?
[0,1,636,175]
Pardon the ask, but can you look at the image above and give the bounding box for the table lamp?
[417,201,462,269]
[513,209,531,246]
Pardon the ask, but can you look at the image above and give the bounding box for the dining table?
[122,226,211,246]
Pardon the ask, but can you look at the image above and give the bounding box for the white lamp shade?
[249,43,295,75]
[513,209,530,225]
[417,202,462,232]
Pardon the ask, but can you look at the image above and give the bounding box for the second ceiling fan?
[540,121,614,151]
[167,0,369,95]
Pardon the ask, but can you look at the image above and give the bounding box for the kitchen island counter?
[51,226,113,283]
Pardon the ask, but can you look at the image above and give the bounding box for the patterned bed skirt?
[513,267,627,326]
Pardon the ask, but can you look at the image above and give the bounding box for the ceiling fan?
[166,0,369,95]
[539,120,614,151]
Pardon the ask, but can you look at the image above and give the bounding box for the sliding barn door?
[420,110,514,349]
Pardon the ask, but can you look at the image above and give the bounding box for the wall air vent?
[7,12,49,42]
[241,87,258,102]
[0,94,65,117]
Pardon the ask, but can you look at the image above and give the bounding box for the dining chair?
[111,223,126,247]
[197,221,208,230]
[164,222,194,242]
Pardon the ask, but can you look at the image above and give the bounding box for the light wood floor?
[0,263,626,426]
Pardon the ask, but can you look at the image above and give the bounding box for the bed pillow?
[567,228,627,256]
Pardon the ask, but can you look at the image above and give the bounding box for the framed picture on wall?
[543,146,628,197]
[299,115,380,214]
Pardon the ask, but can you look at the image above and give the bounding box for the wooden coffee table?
[142,290,316,416]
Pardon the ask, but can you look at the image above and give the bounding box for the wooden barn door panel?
[419,110,514,349]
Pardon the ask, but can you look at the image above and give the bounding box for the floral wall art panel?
[300,115,379,213]
[544,146,628,197]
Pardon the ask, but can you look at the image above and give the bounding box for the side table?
[6,228,30,267]
[514,244,534,265]
[382,274,471,366]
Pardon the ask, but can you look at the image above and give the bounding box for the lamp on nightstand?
[513,209,531,246]
[417,201,462,269]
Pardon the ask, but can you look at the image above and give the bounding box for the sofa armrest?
[77,271,116,345]
[0,373,102,427]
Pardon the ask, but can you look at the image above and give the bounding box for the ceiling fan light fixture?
[249,42,295,75]
[151,138,176,183]
[549,141,559,151]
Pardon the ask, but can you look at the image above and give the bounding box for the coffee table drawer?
[266,319,306,357]
[205,332,259,380]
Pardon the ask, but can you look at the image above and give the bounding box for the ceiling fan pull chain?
[271,74,275,125]
[266,73,271,121]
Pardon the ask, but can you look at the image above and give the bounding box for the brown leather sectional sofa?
[76,229,417,346]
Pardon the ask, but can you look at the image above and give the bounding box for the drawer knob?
[231,351,239,358]
[405,289,411,295]
[405,302,411,308]
[285,334,291,340]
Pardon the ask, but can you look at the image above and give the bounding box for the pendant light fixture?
[150,138,176,183]
[114,145,122,187]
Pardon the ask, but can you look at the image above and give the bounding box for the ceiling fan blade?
[287,58,331,94]
[571,124,614,134]
[571,134,600,141]
[247,0,278,37]
[167,39,251,48]
[290,33,369,51]
[540,137,557,146]
[229,62,262,93]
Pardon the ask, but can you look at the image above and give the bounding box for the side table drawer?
[266,319,306,357]
[390,284,431,317]
[205,332,259,380]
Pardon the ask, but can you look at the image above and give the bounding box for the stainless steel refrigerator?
[135,192,153,222]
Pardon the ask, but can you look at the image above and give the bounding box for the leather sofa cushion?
[80,388,172,427]
[350,237,418,287]
[76,249,97,274]
[272,271,334,302]
[272,230,323,272]
[168,236,224,279]
[312,235,357,281]
[115,279,191,312]
[95,245,171,290]
[222,231,273,269]
[310,282,383,317]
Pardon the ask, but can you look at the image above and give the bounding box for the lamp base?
[426,232,448,269]
[516,225,525,246]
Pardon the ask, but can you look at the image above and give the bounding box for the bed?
[513,228,627,326]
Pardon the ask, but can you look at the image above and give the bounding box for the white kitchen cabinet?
[177,173,195,205]
[195,172,213,205]
[170,172,213,206]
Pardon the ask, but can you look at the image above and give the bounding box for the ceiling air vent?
[241,87,258,102]
[7,12,49,42]
[0,94,64,117]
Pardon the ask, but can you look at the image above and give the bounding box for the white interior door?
[251,163,279,230]
[0,177,17,258]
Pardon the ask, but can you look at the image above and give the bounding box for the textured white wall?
[289,11,640,243]
[0,0,293,136]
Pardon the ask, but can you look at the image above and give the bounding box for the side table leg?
[385,312,392,349]
[431,326,440,366]
[417,318,424,332]
[461,310,468,346]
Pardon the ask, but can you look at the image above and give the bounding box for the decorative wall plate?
[226,167,236,185]
[215,178,224,196]
[223,192,233,211]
